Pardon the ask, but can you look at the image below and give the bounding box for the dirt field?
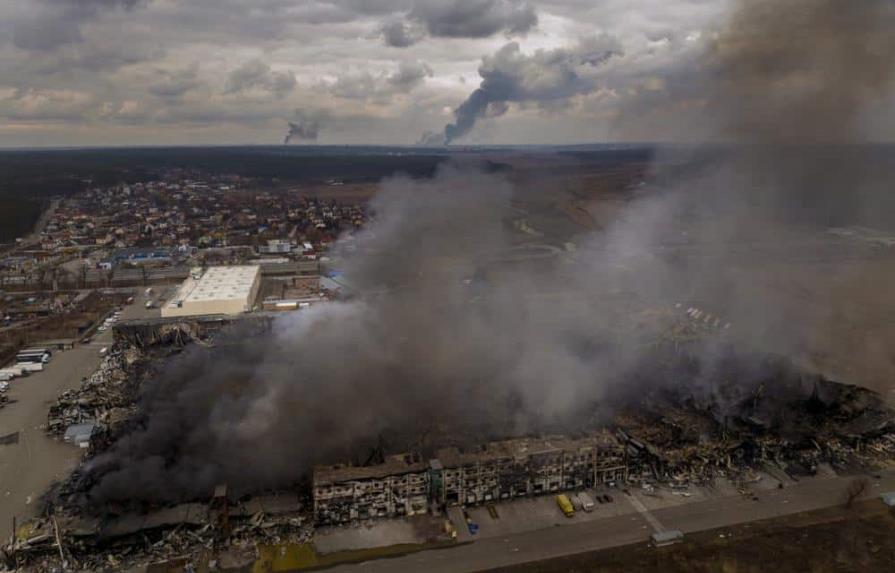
[485,499,895,573]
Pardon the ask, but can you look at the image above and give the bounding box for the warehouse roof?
[172,265,259,304]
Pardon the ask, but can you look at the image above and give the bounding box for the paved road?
[327,470,895,573]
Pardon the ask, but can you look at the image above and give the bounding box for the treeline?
[0,145,451,242]
[0,196,45,242]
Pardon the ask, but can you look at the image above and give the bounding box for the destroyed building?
[312,432,627,525]
[313,454,430,525]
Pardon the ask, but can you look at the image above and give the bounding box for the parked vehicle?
[99,347,108,356]
[556,494,575,518]
[16,351,50,364]
[462,509,479,534]
[578,492,596,512]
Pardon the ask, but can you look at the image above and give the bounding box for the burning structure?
[313,432,627,525]
[6,1,895,570]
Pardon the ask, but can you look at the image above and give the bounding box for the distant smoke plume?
[283,113,321,144]
[86,0,895,506]
[432,36,622,145]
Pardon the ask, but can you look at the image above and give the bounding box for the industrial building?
[313,454,430,525]
[312,432,628,525]
[161,265,261,318]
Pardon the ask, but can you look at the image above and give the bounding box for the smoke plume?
[86,164,661,504]
[283,113,321,145]
[86,0,895,506]
[429,35,623,145]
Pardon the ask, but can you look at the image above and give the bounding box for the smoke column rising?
[86,164,660,504]
[86,0,895,505]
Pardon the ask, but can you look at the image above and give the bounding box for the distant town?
[0,172,368,371]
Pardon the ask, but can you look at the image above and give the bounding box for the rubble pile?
[3,493,313,572]
[45,346,143,439]
[618,372,895,488]
[5,324,895,571]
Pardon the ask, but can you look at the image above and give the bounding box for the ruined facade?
[313,454,430,525]
[431,432,627,506]
[312,432,628,524]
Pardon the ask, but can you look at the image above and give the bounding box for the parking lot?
[0,289,148,540]
[447,469,799,544]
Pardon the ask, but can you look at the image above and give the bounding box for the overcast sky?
[0,0,827,147]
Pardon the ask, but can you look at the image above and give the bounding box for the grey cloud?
[434,35,623,144]
[330,60,433,101]
[379,18,423,47]
[225,59,297,99]
[387,60,433,90]
[12,12,84,51]
[147,64,202,100]
[375,0,537,47]
[410,0,537,39]
[13,0,150,52]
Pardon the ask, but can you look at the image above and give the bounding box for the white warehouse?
[161,265,261,318]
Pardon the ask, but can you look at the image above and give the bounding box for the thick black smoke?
[426,35,623,145]
[86,165,661,504]
[283,113,321,145]
[615,0,895,385]
[86,0,895,506]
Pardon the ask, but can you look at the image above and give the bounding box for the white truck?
[577,492,596,512]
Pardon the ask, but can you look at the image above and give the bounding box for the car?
[97,326,107,332]
[81,337,92,344]
[0,382,9,392]
[603,494,613,503]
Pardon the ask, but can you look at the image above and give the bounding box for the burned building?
[313,453,430,525]
[312,432,627,524]
[431,432,627,507]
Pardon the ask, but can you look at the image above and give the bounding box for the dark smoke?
[86,165,662,504]
[709,0,895,144]
[86,0,895,506]
[431,36,623,145]
[283,114,321,145]
[616,0,895,383]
